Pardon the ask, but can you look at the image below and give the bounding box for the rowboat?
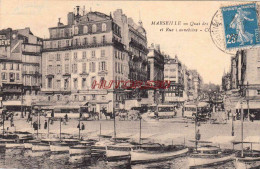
[24,140,41,149]
[233,136,260,169]
[50,142,71,153]
[91,140,114,157]
[5,142,24,149]
[69,144,91,156]
[105,143,134,162]
[188,146,235,168]
[32,143,50,151]
[130,144,189,165]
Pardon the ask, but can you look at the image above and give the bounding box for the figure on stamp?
[230,8,254,45]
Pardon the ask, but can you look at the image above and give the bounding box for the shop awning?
[235,101,260,109]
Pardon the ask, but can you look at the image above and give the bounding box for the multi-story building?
[147,43,164,103]
[113,9,149,100]
[41,7,129,116]
[0,28,42,113]
[163,55,184,104]
[189,70,202,100]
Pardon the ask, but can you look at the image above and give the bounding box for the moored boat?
[188,146,235,168]
[24,140,41,149]
[32,143,50,151]
[130,144,189,165]
[105,143,133,162]
[69,144,91,156]
[50,142,71,153]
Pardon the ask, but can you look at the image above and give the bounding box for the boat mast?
[60,118,62,141]
[113,107,116,142]
[79,110,81,140]
[195,104,198,152]
[139,115,142,145]
[240,100,244,158]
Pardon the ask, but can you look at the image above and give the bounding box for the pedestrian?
[77,123,80,129]
[33,121,37,130]
[81,123,85,130]
[44,120,48,129]
[64,114,68,122]
[10,116,14,127]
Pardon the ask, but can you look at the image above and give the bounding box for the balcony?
[79,72,89,76]
[22,51,41,56]
[42,41,114,52]
[98,70,108,76]
[129,39,149,54]
[63,73,71,77]
[112,39,125,51]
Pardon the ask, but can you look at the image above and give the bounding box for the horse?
[101,109,114,120]
[88,110,99,120]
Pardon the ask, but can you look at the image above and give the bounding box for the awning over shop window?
[235,101,260,109]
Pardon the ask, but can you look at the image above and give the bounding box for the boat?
[233,136,260,168]
[5,142,24,149]
[105,143,134,162]
[24,140,41,149]
[50,142,71,153]
[32,143,50,151]
[69,144,91,156]
[188,145,235,168]
[130,144,189,165]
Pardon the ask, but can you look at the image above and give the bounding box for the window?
[93,37,96,44]
[84,37,88,45]
[57,80,61,89]
[102,23,107,32]
[57,95,60,101]
[47,78,52,88]
[92,94,96,100]
[75,38,79,46]
[48,96,51,101]
[1,72,7,80]
[92,24,97,33]
[258,90,260,95]
[75,27,79,35]
[115,62,117,73]
[102,35,106,43]
[66,40,70,46]
[60,29,64,37]
[57,65,61,74]
[82,63,86,73]
[82,51,86,59]
[114,50,117,58]
[121,64,123,74]
[57,53,61,61]
[58,41,61,48]
[74,52,77,60]
[74,78,78,89]
[64,79,69,89]
[17,64,20,70]
[73,64,77,73]
[74,95,78,101]
[83,26,88,34]
[83,96,86,101]
[91,62,95,72]
[101,50,105,57]
[10,63,13,70]
[2,63,6,70]
[100,61,106,71]
[16,73,20,80]
[91,50,95,58]
[65,53,69,60]
[65,64,69,73]
[82,78,86,88]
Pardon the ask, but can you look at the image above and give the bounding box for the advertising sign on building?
[0,34,10,46]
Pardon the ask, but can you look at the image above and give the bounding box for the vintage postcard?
[0,1,260,168]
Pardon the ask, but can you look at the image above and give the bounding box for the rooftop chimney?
[76,6,80,16]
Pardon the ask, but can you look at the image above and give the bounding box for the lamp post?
[240,100,244,158]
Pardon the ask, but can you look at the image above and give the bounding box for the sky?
[0,0,243,85]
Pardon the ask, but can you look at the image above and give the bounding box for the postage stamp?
[221,3,260,49]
